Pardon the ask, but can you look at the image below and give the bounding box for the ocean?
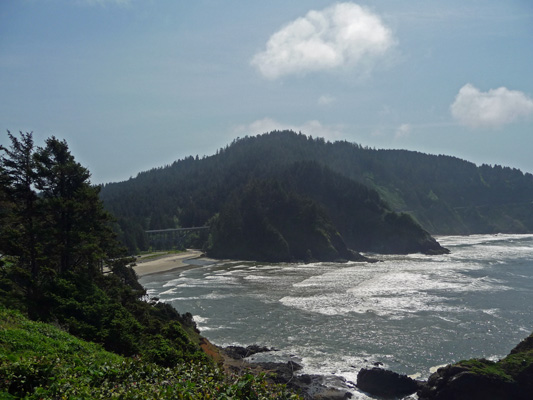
[140,234,533,399]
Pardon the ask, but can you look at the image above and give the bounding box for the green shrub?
[0,306,301,399]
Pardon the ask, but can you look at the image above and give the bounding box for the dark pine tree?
[34,136,118,277]
[0,131,40,283]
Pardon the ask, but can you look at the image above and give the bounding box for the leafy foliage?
[0,306,300,399]
[454,332,533,393]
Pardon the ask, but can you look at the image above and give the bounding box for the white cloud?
[318,94,336,106]
[395,123,411,138]
[371,128,384,137]
[450,84,533,128]
[251,2,395,80]
[234,118,345,142]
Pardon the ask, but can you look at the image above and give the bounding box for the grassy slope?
[457,332,533,381]
[0,306,299,399]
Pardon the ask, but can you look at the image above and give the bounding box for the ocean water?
[140,234,533,398]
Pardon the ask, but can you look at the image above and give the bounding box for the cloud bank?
[251,2,395,79]
[451,84,533,128]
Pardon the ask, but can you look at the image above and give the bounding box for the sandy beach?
[133,249,208,277]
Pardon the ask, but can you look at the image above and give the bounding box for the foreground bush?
[0,307,300,399]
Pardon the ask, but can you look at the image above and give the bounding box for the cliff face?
[418,333,533,400]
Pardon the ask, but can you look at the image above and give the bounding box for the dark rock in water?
[345,249,377,263]
[223,344,274,359]
[258,361,303,384]
[424,246,450,255]
[417,364,525,400]
[221,344,354,399]
[257,361,353,399]
[357,367,420,399]
[289,375,353,400]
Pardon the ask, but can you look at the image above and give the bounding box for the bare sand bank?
[133,249,210,277]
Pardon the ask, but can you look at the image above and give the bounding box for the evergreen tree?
[1,132,122,289]
[34,136,117,276]
[1,133,207,363]
[0,131,39,282]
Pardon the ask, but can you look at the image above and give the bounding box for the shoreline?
[133,249,215,277]
[135,253,357,398]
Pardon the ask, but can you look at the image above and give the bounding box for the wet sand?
[133,249,209,277]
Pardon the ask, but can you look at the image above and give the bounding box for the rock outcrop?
[356,367,421,398]
[222,344,273,359]
[354,332,533,400]
[417,364,524,400]
[221,346,353,399]
[260,362,353,400]
[418,332,533,400]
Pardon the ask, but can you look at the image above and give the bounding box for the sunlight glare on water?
[140,234,533,399]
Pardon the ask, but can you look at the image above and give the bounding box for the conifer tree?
[1,132,122,286]
[0,131,39,281]
[34,136,117,276]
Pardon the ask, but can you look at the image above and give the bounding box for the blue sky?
[1,0,532,183]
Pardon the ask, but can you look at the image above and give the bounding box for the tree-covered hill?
[101,131,467,257]
[101,131,533,256]
[205,131,533,235]
[205,162,445,261]
[207,131,533,234]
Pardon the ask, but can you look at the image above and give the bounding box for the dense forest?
[0,132,298,399]
[207,162,445,261]
[100,130,533,256]
[0,131,204,362]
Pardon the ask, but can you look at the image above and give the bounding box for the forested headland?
[0,132,298,399]
[100,130,533,259]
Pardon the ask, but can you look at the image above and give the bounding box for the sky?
[1,0,532,184]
